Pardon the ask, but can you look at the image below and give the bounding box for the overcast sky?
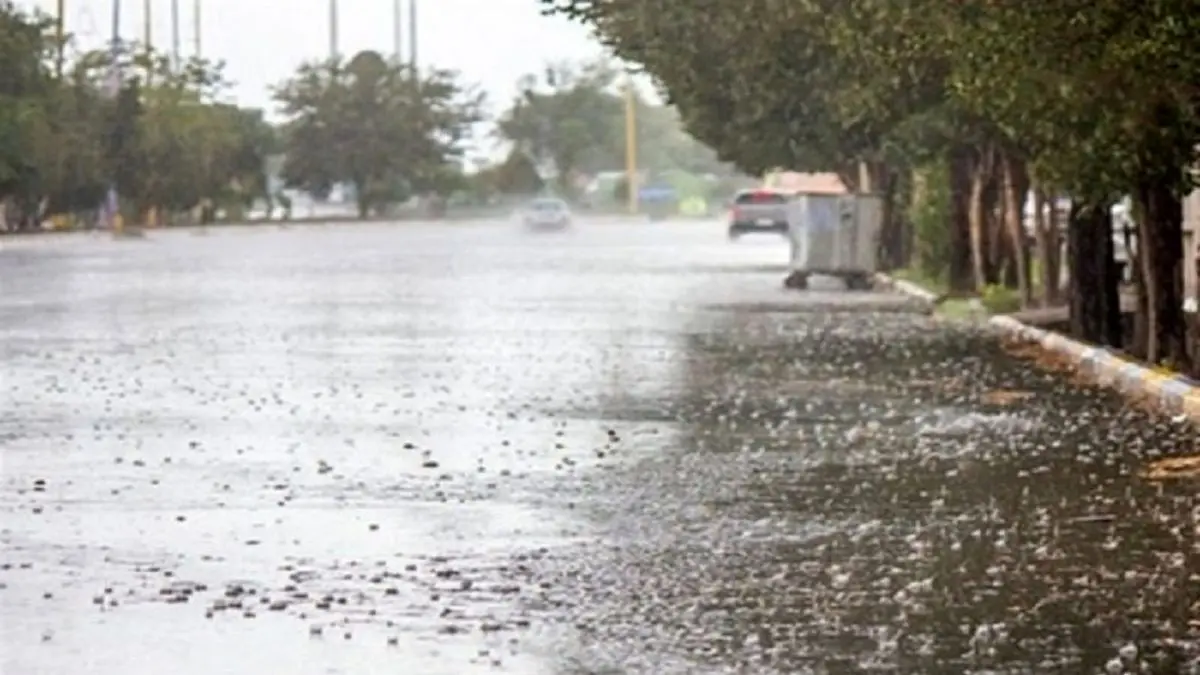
[28,0,609,117]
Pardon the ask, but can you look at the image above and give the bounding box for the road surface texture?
[2,219,1199,675]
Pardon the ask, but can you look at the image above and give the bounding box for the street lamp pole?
[142,0,154,87]
[55,0,65,77]
[392,0,401,62]
[108,0,123,233]
[329,0,338,61]
[171,0,180,67]
[192,0,200,57]
[142,0,151,49]
[408,0,417,73]
[623,74,638,215]
[111,0,121,74]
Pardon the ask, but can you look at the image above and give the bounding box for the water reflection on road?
[1,220,1197,674]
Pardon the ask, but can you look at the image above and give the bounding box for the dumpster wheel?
[783,271,809,290]
[843,273,872,291]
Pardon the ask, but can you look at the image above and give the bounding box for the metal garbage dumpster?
[783,193,883,290]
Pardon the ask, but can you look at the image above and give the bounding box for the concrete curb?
[872,273,940,303]
[876,273,1200,421]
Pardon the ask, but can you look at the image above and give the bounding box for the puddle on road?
[2,223,780,674]
[531,305,1200,674]
[2,598,547,675]
[6,225,1200,674]
[1,492,591,671]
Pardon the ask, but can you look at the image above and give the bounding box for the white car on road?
[521,198,572,231]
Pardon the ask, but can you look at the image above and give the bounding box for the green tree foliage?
[492,58,735,198]
[0,3,54,211]
[494,60,623,197]
[635,104,726,177]
[543,0,1200,373]
[0,1,275,229]
[941,0,1200,365]
[478,150,545,197]
[272,50,484,218]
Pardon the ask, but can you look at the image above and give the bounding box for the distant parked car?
[521,198,572,231]
[727,188,790,239]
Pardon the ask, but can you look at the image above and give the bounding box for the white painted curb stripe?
[878,273,1200,419]
[872,273,940,303]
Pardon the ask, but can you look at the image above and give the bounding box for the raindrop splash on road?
[2,220,1198,674]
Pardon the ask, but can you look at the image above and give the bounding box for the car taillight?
[730,206,741,221]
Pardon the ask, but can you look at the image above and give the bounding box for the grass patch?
[889,268,1021,317]
[980,283,1021,313]
[937,298,985,319]
[891,268,948,294]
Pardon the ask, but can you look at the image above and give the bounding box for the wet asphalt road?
[2,218,1200,675]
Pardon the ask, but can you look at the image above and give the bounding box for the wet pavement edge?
[877,273,1200,425]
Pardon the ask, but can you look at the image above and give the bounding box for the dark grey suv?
[727,189,790,239]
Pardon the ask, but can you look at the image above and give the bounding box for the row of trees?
[488,59,732,200]
[1,1,735,228]
[0,1,482,226]
[273,51,484,218]
[542,0,1200,373]
[0,2,273,228]
[275,55,735,214]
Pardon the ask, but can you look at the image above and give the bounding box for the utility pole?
[192,0,200,57]
[392,0,401,61]
[171,0,180,67]
[55,0,65,78]
[408,0,417,73]
[624,74,638,215]
[108,0,124,233]
[142,0,156,91]
[143,0,151,49]
[329,0,338,61]
[109,0,121,94]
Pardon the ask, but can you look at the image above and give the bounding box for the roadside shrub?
[981,283,1021,314]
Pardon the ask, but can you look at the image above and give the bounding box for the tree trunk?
[995,181,1019,288]
[1046,192,1063,303]
[1134,179,1189,370]
[893,169,915,267]
[355,180,370,219]
[1131,247,1149,359]
[947,147,974,292]
[996,174,1010,283]
[968,147,990,291]
[1032,186,1052,305]
[1128,196,1148,358]
[1001,153,1032,306]
[1067,201,1122,347]
[982,158,1005,285]
[868,163,903,271]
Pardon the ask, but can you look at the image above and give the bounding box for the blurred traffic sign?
[638,185,676,203]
